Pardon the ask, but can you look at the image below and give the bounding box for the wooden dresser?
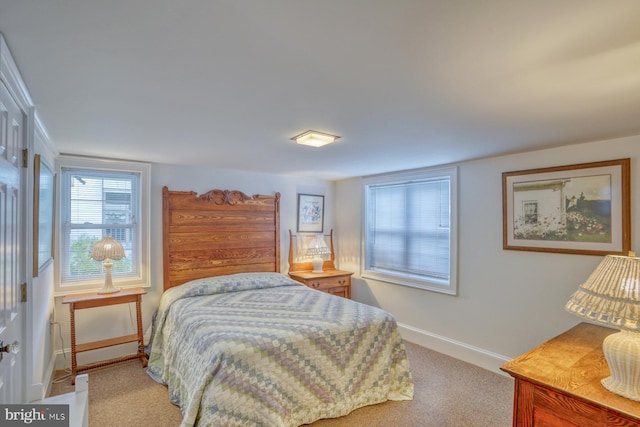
[500,322,640,426]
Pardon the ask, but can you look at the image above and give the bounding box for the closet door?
[0,79,24,403]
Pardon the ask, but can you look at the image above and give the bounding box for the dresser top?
[501,322,640,420]
[288,269,353,280]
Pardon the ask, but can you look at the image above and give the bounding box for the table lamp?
[565,252,640,401]
[91,236,125,294]
[305,235,331,273]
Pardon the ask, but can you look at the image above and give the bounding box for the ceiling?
[1,1,639,180]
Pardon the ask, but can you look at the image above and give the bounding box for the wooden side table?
[62,287,148,384]
[501,322,640,426]
[288,269,353,299]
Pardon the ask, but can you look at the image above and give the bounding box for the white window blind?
[57,156,150,293]
[363,166,458,295]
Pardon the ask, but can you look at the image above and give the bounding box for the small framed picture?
[502,158,630,256]
[297,193,324,233]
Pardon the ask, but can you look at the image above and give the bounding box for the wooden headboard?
[162,186,281,290]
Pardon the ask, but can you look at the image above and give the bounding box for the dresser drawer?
[288,270,353,299]
[305,275,350,291]
[513,380,640,427]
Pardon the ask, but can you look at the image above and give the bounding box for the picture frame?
[297,193,325,233]
[33,154,55,276]
[502,158,630,256]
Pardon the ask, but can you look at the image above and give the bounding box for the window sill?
[361,271,457,296]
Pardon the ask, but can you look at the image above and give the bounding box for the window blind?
[60,167,140,284]
[366,178,450,282]
[363,166,457,294]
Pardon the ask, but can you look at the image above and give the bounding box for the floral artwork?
[297,194,324,233]
[503,159,630,255]
[512,175,611,242]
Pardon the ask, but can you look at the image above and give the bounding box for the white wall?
[53,163,334,367]
[335,135,640,374]
[28,119,57,400]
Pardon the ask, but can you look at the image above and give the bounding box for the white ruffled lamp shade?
[91,236,125,294]
[305,235,331,273]
[565,253,640,401]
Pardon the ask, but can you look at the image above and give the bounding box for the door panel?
[0,80,23,403]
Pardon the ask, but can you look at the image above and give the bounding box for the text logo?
[1,405,69,426]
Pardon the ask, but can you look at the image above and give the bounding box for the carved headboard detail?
[162,186,281,290]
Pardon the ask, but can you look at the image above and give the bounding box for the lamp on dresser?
[565,252,640,401]
[305,235,331,273]
[91,235,125,294]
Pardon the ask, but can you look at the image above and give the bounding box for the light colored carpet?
[50,341,513,426]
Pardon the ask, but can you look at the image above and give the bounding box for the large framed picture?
[503,158,630,256]
[33,154,55,276]
[297,193,324,233]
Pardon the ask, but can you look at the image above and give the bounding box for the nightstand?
[288,269,353,299]
[287,229,353,299]
[62,287,148,384]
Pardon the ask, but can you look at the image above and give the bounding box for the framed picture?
[503,158,630,256]
[297,193,325,233]
[33,154,55,276]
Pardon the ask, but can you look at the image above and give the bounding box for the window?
[523,201,538,224]
[362,166,458,295]
[57,156,150,293]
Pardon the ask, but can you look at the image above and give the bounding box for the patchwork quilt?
[147,272,414,427]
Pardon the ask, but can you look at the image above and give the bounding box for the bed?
[147,187,414,426]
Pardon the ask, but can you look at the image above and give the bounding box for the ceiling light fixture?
[291,130,341,148]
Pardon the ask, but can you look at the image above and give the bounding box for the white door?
[0,79,24,403]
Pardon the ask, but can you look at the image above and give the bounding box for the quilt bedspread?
[147,272,414,427]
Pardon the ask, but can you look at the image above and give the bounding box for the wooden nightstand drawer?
[305,275,349,290]
[288,270,353,299]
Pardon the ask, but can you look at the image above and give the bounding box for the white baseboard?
[53,348,72,372]
[398,322,513,377]
[42,348,58,397]
[27,383,45,402]
[27,349,58,402]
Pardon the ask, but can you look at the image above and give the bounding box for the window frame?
[361,165,458,295]
[55,155,150,295]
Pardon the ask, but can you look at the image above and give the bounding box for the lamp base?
[311,257,324,273]
[601,329,640,401]
[97,259,120,294]
[97,285,120,295]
